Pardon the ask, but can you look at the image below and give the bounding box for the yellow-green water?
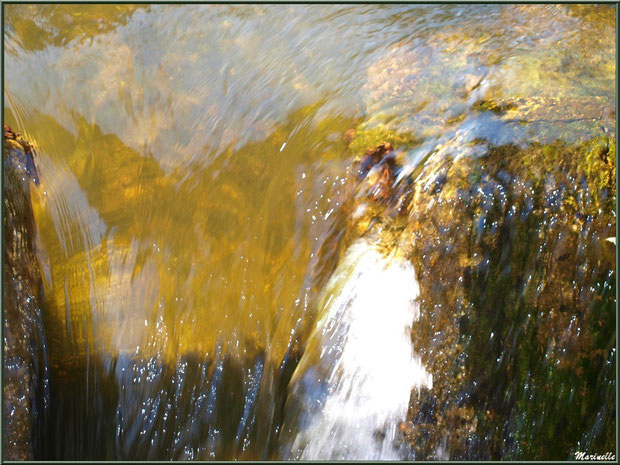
[3,4,616,460]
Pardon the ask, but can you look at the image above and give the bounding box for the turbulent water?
[3,3,616,461]
[282,239,432,460]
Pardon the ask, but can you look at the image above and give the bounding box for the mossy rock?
[401,132,616,460]
[347,122,419,161]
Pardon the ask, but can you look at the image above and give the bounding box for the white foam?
[286,238,432,460]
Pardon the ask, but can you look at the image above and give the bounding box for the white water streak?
[287,238,432,460]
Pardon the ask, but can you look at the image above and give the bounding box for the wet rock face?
[3,127,49,460]
[352,142,399,215]
[307,139,415,300]
[332,114,614,460]
[402,136,616,460]
[4,125,39,185]
[345,142,415,245]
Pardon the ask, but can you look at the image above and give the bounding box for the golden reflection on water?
[7,104,355,365]
[4,4,148,53]
[4,0,615,393]
[3,3,616,460]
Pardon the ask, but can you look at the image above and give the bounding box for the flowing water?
[281,239,432,460]
[3,4,616,461]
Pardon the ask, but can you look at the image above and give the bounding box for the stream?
[3,4,616,460]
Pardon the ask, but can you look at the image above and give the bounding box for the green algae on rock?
[400,134,616,460]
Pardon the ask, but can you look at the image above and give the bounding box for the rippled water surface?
[3,4,616,460]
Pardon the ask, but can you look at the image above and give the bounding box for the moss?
[471,99,517,114]
[347,122,419,160]
[402,133,616,460]
[578,136,616,211]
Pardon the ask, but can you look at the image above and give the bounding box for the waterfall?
[282,238,432,460]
